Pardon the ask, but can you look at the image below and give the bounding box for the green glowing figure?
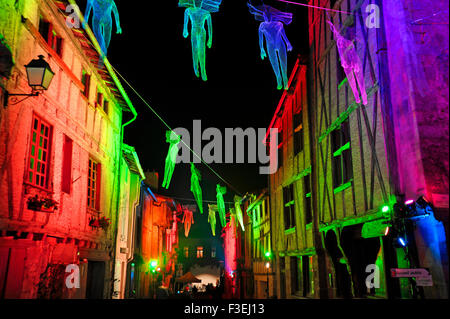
[234,195,245,232]
[162,131,181,189]
[216,184,227,228]
[248,2,293,90]
[208,204,218,236]
[179,0,223,81]
[190,163,203,214]
[83,0,122,59]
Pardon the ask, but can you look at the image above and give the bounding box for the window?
[61,135,73,194]
[87,158,101,210]
[294,110,304,155]
[103,100,109,115]
[39,18,63,56]
[184,247,189,258]
[211,247,216,258]
[278,129,283,168]
[283,184,296,230]
[304,174,312,224]
[96,90,103,109]
[81,70,91,99]
[28,115,52,188]
[331,120,352,188]
[196,247,203,259]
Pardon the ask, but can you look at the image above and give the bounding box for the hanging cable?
[276,0,359,16]
[110,65,244,197]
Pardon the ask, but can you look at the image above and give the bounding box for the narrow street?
[0,0,448,310]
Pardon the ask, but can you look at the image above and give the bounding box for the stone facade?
[0,0,134,298]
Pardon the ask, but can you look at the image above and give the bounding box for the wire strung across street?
[110,65,244,197]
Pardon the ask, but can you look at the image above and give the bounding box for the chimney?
[143,170,159,191]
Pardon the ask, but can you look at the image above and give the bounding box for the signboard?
[416,275,433,287]
[361,220,389,238]
[390,268,430,278]
[432,194,449,208]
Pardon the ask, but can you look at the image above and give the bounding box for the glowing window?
[197,247,204,259]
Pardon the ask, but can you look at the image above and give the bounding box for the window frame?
[61,135,73,194]
[27,114,52,190]
[283,184,296,231]
[87,157,101,211]
[293,109,304,156]
[331,120,353,189]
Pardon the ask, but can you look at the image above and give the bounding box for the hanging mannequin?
[327,20,368,105]
[248,2,293,90]
[234,195,245,232]
[179,0,223,81]
[83,0,122,59]
[162,131,181,189]
[190,163,204,214]
[181,208,194,237]
[208,204,218,236]
[216,184,227,228]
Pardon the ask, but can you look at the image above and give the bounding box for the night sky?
[79,0,308,237]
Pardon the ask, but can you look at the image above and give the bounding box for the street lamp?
[4,55,55,107]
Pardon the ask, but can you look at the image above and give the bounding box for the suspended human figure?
[234,196,245,232]
[216,184,227,228]
[248,2,293,90]
[326,20,368,105]
[190,163,204,214]
[179,0,223,81]
[182,208,194,237]
[162,130,181,189]
[208,204,218,236]
[83,0,122,59]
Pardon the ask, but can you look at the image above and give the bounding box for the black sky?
[78,0,308,219]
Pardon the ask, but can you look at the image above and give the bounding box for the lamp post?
[4,55,55,107]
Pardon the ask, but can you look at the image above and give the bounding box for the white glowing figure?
[234,196,245,232]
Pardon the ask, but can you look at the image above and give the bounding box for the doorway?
[86,261,105,299]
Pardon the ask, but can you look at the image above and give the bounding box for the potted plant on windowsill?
[98,217,111,231]
[26,195,58,212]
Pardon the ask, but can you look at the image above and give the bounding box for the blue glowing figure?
[216,184,227,228]
[248,2,293,90]
[179,0,223,81]
[162,131,181,189]
[83,0,122,59]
